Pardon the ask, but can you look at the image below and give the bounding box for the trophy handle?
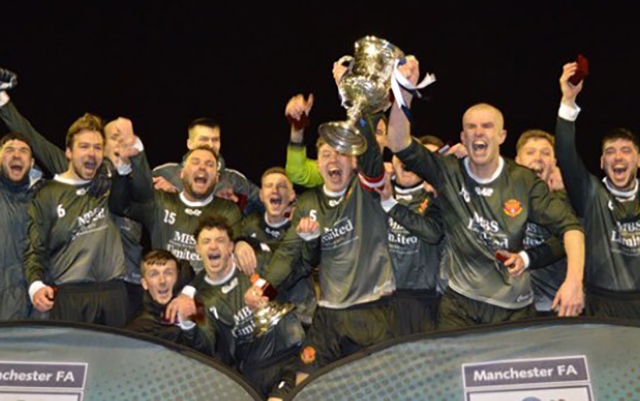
[335,55,354,84]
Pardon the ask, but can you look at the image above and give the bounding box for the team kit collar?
[264,213,290,228]
[322,185,347,198]
[603,177,639,201]
[54,174,92,186]
[179,191,214,207]
[205,261,237,286]
[464,156,505,184]
[393,182,424,194]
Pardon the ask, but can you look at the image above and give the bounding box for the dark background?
[2,2,638,185]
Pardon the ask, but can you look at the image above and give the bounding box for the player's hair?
[65,113,105,149]
[261,166,289,184]
[188,117,221,139]
[140,249,179,276]
[516,129,555,153]
[184,145,218,164]
[0,132,33,151]
[193,217,233,243]
[418,135,445,149]
[602,128,639,152]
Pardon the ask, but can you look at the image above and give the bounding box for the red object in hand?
[495,250,510,264]
[49,286,59,300]
[189,298,206,325]
[568,54,589,85]
[250,274,278,301]
[286,113,310,131]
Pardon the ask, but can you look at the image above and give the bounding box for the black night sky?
[2,2,638,185]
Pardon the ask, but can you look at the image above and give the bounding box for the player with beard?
[246,110,395,383]
[0,71,146,318]
[515,129,576,316]
[556,62,640,319]
[110,144,253,275]
[179,218,304,400]
[24,113,130,327]
[0,132,51,319]
[240,167,317,326]
[386,57,585,329]
[151,118,263,216]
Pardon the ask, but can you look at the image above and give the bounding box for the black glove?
[0,68,18,92]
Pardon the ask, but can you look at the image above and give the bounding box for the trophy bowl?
[253,301,295,338]
[319,36,405,156]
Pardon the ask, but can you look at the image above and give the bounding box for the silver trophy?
[250,276,295,338]
[253,301,295,338]
[319,36,405,156]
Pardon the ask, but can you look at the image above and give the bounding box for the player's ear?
[498,129,507,145]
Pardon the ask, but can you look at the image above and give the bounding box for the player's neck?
[265,213,288,226]
[60,167,91,182]
[467,157,502,181]
[206,262,235,285]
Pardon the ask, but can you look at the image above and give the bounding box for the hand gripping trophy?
[318,36,436,156]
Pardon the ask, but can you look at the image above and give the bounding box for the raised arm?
[0,69,67,175]
[554,62,593,217]
[284,93,324,188]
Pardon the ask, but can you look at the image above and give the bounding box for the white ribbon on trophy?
[391,57,436,120]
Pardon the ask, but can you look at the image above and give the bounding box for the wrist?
[290,129,304,144]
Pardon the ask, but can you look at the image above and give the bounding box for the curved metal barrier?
[288,317,640,401]
[0,321,261,401]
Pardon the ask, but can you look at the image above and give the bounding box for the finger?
[165,304,177,323]
[306,93,314,113]
[551,293,560,313]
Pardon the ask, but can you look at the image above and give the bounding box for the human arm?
[284,93,324,188]
[24,190,55,311]
[551,229,585,317]
[0,69,67,175]
[554,62,592,217]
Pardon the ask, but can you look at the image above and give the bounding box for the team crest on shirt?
[300,346,316,365]
[503,199,523,218]
[418,198,430,214]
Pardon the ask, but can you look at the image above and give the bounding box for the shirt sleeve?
[285,143,324,188]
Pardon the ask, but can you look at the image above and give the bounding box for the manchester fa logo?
[503,199,523,218]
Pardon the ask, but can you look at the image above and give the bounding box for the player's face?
[391,155,421,187]
[1,139,33,183]
[181,149,218,200]
[317,143,356,193]
[460,107,506,170]
[600,139,640,190]
[188,125,221,155]
[515,138,556,182]
[260,172,295,221]
[141,261,178,305]
[196,227,234,279]
[65,131,104,180]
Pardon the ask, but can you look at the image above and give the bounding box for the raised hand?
[285,93,313,132]
[152,176,179,193]
[113,117,138,161]
[559,62,584,106]
[0,68,18,92]
[296,216,320,241]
